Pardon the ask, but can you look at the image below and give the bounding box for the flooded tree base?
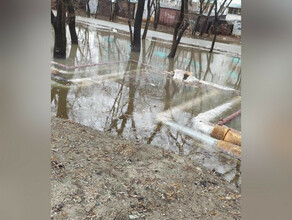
[51,117,240,219]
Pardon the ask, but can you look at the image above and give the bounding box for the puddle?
[51,22,241,188]
[52,23,241,89]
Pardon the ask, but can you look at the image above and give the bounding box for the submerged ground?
[51,117,240,219]
[51,16,241,219]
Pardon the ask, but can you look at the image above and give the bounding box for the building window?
[228,7,241,15]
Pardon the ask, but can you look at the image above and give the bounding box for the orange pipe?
[211,125,241,146]
[216,140,241,158]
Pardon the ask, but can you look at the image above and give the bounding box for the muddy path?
[51,117,240,219]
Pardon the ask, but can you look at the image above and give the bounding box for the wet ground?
[52,22,241,90]
[51,117,241,219]
[51,21,241,187]
[76,16,241,56]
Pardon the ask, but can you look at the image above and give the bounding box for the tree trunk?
[142,0,152,39]
[132,0,146,52]
[54,30,66,59]
[128,0,133,46]
[52,0,67,59]
[193,0,210,36]
[168,22,189,58]
[169,24,181,58]
[200,2,215,36]
[168,0,189,58]
[95,4,98,18]
[142,16,150,39]
[192,15,201,35]
[110,3,117,21]
[66,0,78,44]
[206,21,212,36]
[210,0,218,53]
[210,21,218,52]
[153,0,160,29]
[86,0,90,17]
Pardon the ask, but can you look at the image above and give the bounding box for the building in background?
[225,0,241,36]
[85,0,241,37]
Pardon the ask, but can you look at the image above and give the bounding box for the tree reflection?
[117,57,138,135]
[234,69,241,90]
[185,48,194,72]
[51,86,69,119]
[226,58,241,89]
[76,27,92,64]
[147,74,173,144]
[51,43,78,119]
[68,44,77,64]
[202,52,214,81]
[105,51,140,138]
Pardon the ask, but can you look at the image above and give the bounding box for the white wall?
[87,0,98,14]
[232,20,241,36]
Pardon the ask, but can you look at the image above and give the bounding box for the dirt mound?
[51,117,240,219]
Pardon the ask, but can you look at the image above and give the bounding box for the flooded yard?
[51,22,241,187]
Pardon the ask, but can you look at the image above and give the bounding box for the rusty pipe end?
[224,129,241,146]
[216,140,241,158]
[211,125,230,140]
[211,125,241,146]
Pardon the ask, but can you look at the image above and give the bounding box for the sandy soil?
[51,117,240,219]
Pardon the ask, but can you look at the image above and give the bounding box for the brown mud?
[51,117,240,219]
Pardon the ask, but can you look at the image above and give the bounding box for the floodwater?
[51,23,241,188]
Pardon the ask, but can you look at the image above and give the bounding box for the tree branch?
[202,0,211,13]
[220,0,232,16]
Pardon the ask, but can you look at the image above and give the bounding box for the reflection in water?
[51,64,240,188]
[51,23,241,189]
[147,74,173,144]
[106,52,139,136]
[52,23,241,89]
[51,86,69,119]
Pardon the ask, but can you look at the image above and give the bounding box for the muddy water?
[53,23,241,90]
[51,23,241,188]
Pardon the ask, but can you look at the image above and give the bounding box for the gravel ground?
[51,117,241,220]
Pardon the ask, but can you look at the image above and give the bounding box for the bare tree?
[153,0,160,29]
[210,0,218,52]
[51,0,67,58]
[110,0,118,21]
[192,0,210,35]
[218,0,233,15]
[66,0,78,44]
[128,0,134,46]
[142,0,155,39]
[86,0,90,17]
[105,52,139,136]
[199,1,215,37]
[132,0,146,52]
[200,0,232,37]
[128,0,146,52]
[168,0,189,58]
[210,0,232,52]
